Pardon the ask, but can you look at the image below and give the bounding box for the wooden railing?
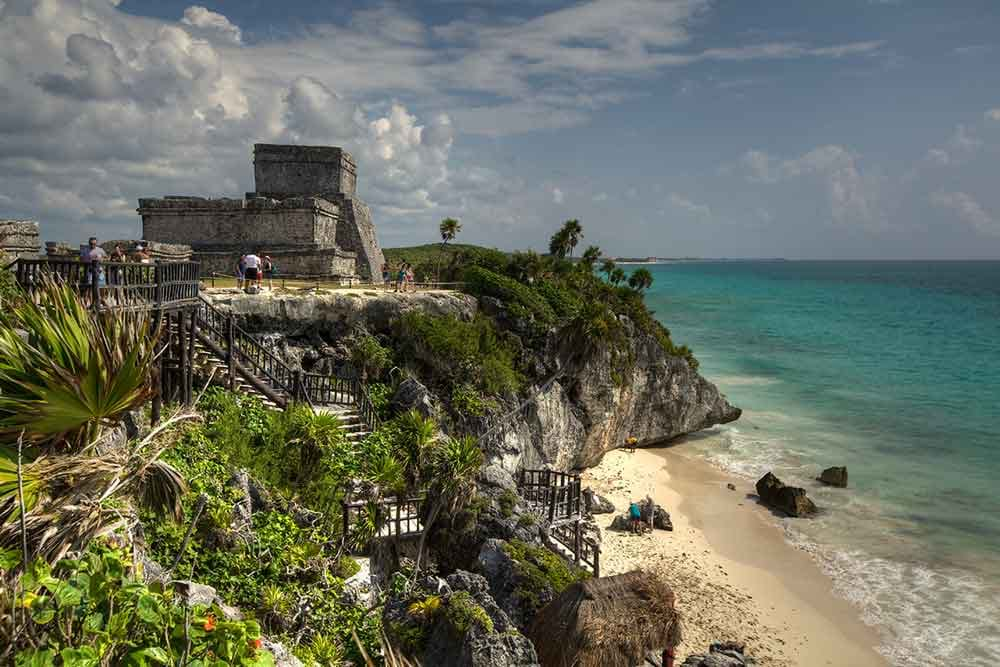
[341,496,424,550]
[518,469,583,525]
[550,522,601,577]
[194,296,379,431]
[12,258,201,311]
[517,467,599,576]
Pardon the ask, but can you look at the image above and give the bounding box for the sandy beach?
[582,445,888,667]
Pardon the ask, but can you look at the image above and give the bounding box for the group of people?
[78,237,154,288]
[236,252,275,291]
[381,262,416,292]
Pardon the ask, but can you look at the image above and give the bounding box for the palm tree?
[397,409,438,491]
[549,228,571,259]
[350,332,391,383]
[562,219,584,258]
[627,268,654,293]
[437,217,462,282]
[580,246,601,271]
[510,250,545,283]
[412,434,483,578]
[600,259,616,282]
[610,267,626,286]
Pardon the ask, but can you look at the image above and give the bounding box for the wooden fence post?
[153,263,162,309]
[574,520,581,566]
[226,313,235,391]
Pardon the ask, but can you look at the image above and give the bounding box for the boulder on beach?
[680,641,755,666]
[755,472,817,517]
[816,466,848,488]
[583,487,616,515]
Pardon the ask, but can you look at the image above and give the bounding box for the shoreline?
[582,445,887,667]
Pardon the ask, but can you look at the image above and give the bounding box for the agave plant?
[0,279,161,452]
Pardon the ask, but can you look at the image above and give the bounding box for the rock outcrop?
[755,472,817,517]
[816,466,848,488]
[382,570,539,667]
[583,487,615,515]
[207,290,740,471]
[680,641,756,666]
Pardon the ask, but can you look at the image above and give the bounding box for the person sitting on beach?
[629,501,643,534]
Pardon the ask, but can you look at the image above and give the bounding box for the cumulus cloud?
[668,193,711,220]
[738,145,880,227]
[931,191,998,236]
[987,108,1000,122]
[923,124,981,166]
[552,188,565,204]
[181,6,243,44]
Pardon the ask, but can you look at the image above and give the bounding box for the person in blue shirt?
[629,501,643,534]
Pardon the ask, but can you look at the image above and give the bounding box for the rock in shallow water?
[755,472,817,517]
[816,466,848,488]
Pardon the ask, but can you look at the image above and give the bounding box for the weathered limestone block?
[0,220,41,260]
[253,143,356,197]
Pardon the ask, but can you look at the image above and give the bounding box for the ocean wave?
[790,535,1000,666]
[714,374,781,387]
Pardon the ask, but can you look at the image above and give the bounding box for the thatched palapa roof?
[529,570,682,667]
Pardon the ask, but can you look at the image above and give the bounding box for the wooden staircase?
[190,296,377,441]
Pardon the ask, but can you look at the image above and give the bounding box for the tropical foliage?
[0,280,161,452]
[2,547,273,666]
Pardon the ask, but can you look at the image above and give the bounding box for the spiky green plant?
[0,279,161,452]
[0,412,193,565]
[397,410,437,491]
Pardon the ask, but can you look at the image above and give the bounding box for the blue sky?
[2,0,999,258]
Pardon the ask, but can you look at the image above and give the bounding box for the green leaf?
[127,647,171,664]
[58,646,99,667]
[83,611,104,632]
[0,548,21,570]
[15,648,56,667]
[54,580,83,608]
[136,593,161,624]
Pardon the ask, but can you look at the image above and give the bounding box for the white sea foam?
[715,374,781,387]
[687,425,1000,666]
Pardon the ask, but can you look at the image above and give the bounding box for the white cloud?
[668,193,711,220]
[593,192,609,202]
[931,191,998,236]
[182,6,243,44]
[986,108,1000,122]
[738,145,880,227]
[923,124,982,166]
[552,187,565,204]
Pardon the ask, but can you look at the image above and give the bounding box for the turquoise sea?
[639,261,1000,667]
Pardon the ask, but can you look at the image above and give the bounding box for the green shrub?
[535,280,582,319]
[516,513,537,528]
[500,539,589,618]
[6,547,273,666]
[451,383,494,416]
[350,332,392,381]
[444,590,493,635]
[398,312,522,396]
[367,381,394,418]
[498,489,518,518]
[462,266,555,331]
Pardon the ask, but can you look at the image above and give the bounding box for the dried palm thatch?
[529,570,682,667]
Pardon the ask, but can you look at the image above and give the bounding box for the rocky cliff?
[204,289,740,471]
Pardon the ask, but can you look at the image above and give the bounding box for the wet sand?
[582,446,887,667]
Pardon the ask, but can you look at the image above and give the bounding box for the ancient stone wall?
[138,196,340,250]
[0,220,41,260]
[328,194,383,280]
[253,144,356,197]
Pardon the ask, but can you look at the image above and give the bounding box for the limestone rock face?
[213,291,739,472]
[391,377,438,420]
[205,290,477,341]
[482,323,741,471]
[755,472,817,517]
[817,466,848,487]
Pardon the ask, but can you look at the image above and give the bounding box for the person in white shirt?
[243,252,261,289]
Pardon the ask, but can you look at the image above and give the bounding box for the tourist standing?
[406,264,415,292]
[262,255,274,290]
[236,255,246,289]
[396,262,407,292]
[381,263,390,289]
[243,252,262,290]
[137,245,153,264]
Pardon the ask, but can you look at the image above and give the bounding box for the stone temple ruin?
[138,144,384,280]
[0,220,41,263]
